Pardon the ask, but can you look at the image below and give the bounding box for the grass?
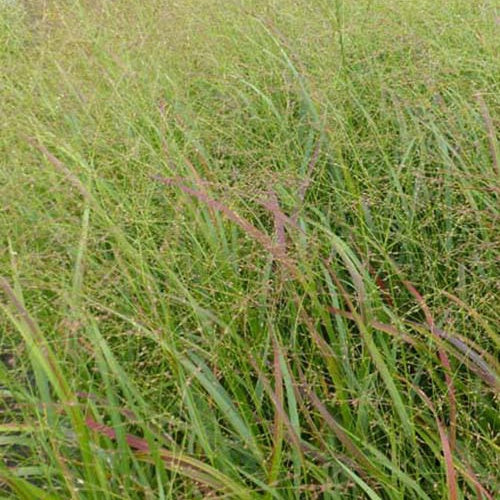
[0,0,498,498]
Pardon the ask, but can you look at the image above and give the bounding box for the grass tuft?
[1,0,498,498]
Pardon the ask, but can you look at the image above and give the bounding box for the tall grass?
[1,1,498,498]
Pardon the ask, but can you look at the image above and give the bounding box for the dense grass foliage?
[1,1,498,498]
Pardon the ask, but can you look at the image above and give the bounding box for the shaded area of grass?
[1,1,498,498]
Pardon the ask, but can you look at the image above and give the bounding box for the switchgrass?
[0,1,498,498]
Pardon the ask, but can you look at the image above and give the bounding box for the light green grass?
[0,1,498,498]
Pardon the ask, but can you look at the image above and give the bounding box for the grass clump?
[0,1,498,498]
